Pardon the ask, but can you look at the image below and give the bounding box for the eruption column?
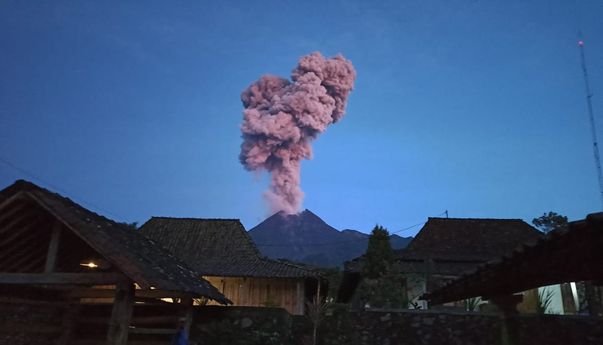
[239,52,356,214]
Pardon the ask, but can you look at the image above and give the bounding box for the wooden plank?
[44,221,62,273]
[0,190,27,212]
[18,255,46,273]
[0,296,73,306]
[0,212,41,245]
[128,327,177,335]
[69,287,196,299]
[106,279,134,345]
[75,316,110,325]
[0,272,125,285]
[0,222,44,263]
[3,248,46,273]
[0,321,62,334]
[57,304,80,345]
[0,200,28,225]
[131,315,179,326]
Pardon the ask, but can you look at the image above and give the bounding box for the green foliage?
[119,221,138,230]
[532,212,568,234]
[536,288,554,314]
[356,225,407,309]
[464,297,483,312]
[318,267,343,301]
[363,225,395,279]
[356,272,407,309]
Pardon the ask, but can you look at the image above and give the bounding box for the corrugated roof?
[0,180,229,304]
[140,217,319,278]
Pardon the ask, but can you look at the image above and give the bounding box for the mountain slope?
[248,209,412,267]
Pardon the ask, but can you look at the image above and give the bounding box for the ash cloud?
[239,52,356,214]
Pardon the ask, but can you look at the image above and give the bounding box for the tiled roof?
[139,217,319,278]
[0,180,229,304]
[400,217,542,262]
[424,213,603,305]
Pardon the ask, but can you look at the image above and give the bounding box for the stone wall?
[517,314,603,345]
[190,306,295,345]
[0,300,65,345]
[317,306,501,345]
[1,302,602,345]
[189,305,603,345]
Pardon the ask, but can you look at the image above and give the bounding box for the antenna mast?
[577,37,603,208]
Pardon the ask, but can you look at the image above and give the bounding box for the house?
[0,180,229,345]
[338,217,542,309]
[424,212,603,316]
[140,217,322,315]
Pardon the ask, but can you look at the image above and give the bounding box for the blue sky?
[1,0,602,236]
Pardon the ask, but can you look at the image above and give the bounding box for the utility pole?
[578,38,603,208]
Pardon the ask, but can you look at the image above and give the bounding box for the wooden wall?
[203,276,305,315]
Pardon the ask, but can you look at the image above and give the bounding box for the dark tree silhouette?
[532,212,568,234]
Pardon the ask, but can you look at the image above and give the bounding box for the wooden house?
[0,180,229,345]
[339,217,542,309]
[424,213,603,316]
[140,217,321,315]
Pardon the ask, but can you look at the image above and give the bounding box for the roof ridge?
[150,216,241,222]
[4,179,126,230]
[428,217,526,222]
[261,256,319,273]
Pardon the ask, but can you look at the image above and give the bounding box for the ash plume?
[239,52,356,214]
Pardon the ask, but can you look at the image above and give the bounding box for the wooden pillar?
[180,295,194,336]
[106,279,134,345]
[44,221,62,273]
[490,294,522,345]
[296,280,305,315]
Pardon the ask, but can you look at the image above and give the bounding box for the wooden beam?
[44,221,62,273]
[0,191,27,212]
[0,272,125,285]
[3,248,46,273]
[0,221,45,263]
[0,211,42,242]
[0,201,28,225]
[296,280,304,315]
[106,279,134,345]
[68,287,198,299]
[18,255,46,273]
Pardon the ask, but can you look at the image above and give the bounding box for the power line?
[0,156,127,221]
[254,210,448,247]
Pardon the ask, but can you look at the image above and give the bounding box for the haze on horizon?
[1,0,602,236]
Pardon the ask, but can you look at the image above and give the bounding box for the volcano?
[248,209,412,267]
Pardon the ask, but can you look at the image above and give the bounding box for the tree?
[362,225,395,279]
[356,225,407,309]
[532,212,568,234]
[119,221,138,230]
